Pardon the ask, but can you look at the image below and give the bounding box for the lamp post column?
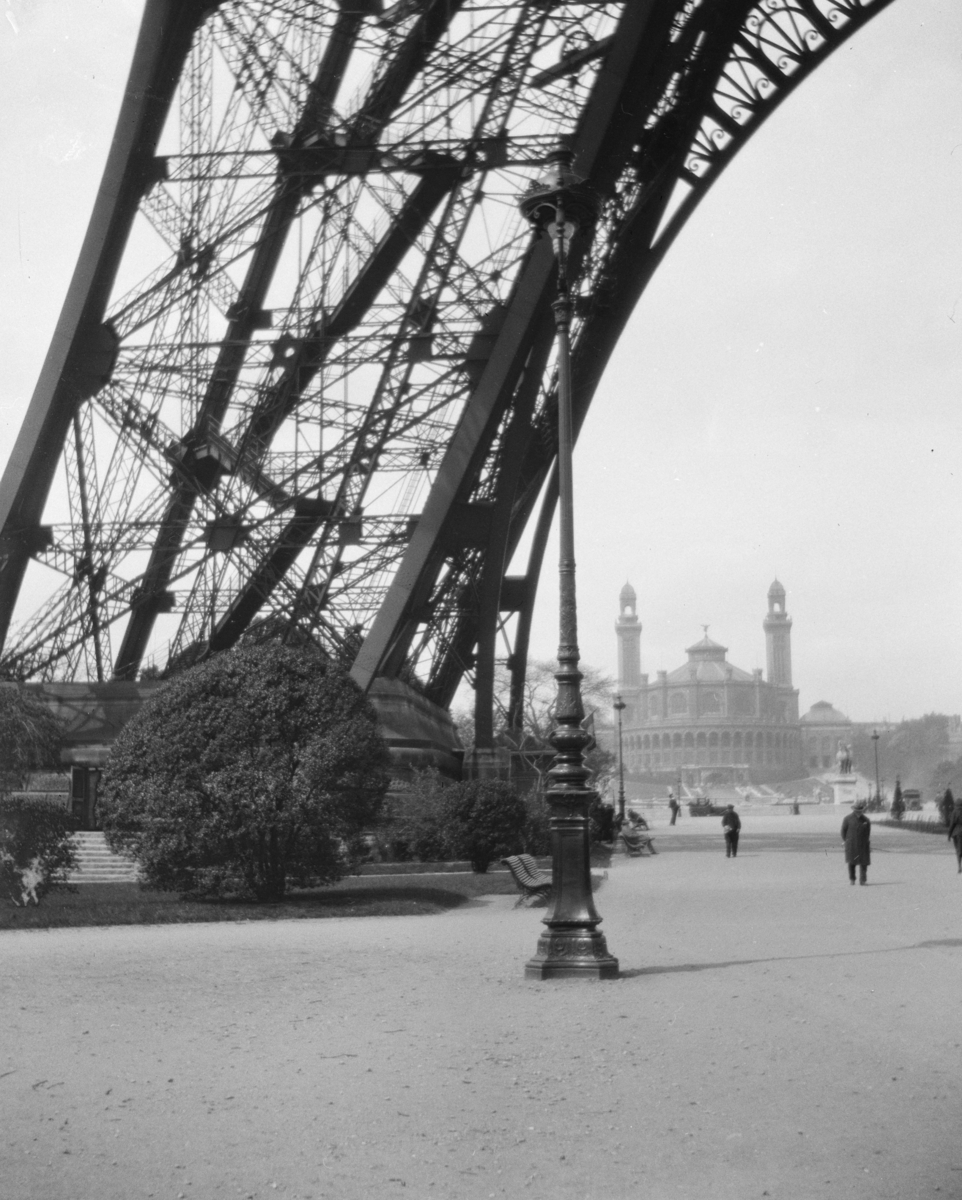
[519,146,617,980]
[614,695,626,824]
[872,730,881,805]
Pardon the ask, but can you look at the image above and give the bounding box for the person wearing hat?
[721,804,741,858]
[841,799,871,885]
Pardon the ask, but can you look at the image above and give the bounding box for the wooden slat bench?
[501,854,552,906]
[620,828,657,857]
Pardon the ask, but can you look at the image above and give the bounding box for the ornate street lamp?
[614,695,627,824]
[518,145,618,980]
[871,729,881,806]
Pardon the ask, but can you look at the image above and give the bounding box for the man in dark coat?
[668,792,679,826]
[721,804,741,858]
[946,800,962,873]
[841,800,871,885]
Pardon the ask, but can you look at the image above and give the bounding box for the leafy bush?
[0,685,65,796]
[0,798,76,905]
[385,770,529,871]
[386,769,452,863]
[444,779,528,873]
[100,643,390,901]
[521,789,552,856]
[588,795,616,842]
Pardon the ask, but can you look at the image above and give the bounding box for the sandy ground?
[3,808,962,1200]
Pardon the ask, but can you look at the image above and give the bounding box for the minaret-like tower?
[764,578,792,687]
[616,582,642,690]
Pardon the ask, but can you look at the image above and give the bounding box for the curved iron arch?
[0,0,897,750]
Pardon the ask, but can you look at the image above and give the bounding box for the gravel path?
[3,810,962,1200]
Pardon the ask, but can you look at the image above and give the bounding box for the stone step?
[67,832,139,884]
[70,871,140,884]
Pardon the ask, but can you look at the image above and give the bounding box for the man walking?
[668,791,679,826]
[721,804,741,858]
[841,799,871,885]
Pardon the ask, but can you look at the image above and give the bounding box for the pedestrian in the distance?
[841,799,871,885]
[947,800,962,873]
[721,804,741,858]
[668,792,679,826]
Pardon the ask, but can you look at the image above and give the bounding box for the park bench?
[619,828,657,856]
[501,854,552,906]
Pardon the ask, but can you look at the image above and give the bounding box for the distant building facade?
[614,580,803,785]
[799,700,853,772]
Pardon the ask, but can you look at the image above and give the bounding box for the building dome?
[666,633,753,684]
[684,632,728,661]
[800,700,851,726]
[800,701,852,773]
[619,581,637,612]
[768,578,786,600]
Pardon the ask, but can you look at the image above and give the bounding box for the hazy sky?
[2,0,960,722]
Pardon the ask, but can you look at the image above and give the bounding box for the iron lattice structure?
[0,0,894,741]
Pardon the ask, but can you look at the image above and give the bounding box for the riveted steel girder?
[0,0,897,722]
[351,0,898,716]
[0,0,210,653]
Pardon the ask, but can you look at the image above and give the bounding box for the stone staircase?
[68,831,140,884]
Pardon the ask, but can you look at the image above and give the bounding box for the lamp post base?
[525,929,619,980]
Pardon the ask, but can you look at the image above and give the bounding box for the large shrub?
[0,686,71,906]
[444,779,529,873]
[100,643,390,901]
[386,768,452,863]
[0,685,65,795]
[0,798,76,905]
[520,788,552,856]
[385,770,529,871]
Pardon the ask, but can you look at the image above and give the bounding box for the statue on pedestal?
[835,741,853,776]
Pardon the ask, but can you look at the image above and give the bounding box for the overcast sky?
[2,0,960,723]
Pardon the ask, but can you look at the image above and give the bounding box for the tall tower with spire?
[764,579,792,688]
[616,582,642,690]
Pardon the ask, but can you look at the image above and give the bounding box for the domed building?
[615,580,803,785]
[800,700,853,772]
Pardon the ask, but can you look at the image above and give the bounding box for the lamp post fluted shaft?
[614,695,626,823]
[519,150,618,980]
[872,730,881,805]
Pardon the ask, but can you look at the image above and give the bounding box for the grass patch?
[0,870,521,931]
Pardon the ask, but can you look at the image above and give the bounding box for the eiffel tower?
[0,0,895,754]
